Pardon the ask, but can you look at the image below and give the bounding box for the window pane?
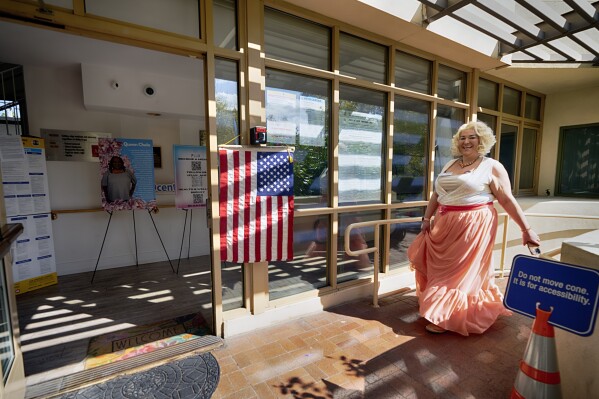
[438,65,466,102]
[525,94,541,120]
[339,85,386,205]
[392,96,429,203]
[477,114,497,158]
[389,207,425,271]
[519,128,537,189]
[222,261,244,310]
[264,8,330,70]
[478,78,498,110]
[265,69,330,208]
[213,0,237,50]
[85,0,200,38]
[499,124,518,187]
[0,64,27,136]
[339,33,387,84]
[502,86,521,116]
[338,210,382,284]
[557,124,599,197]
[395,51,431,94]
[215,58,239,145]
[434,105,465,177]
[268,215,329,300]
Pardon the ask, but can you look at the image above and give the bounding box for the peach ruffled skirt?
[407,205,511,336]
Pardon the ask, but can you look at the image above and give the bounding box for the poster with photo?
[98,138,156,211]
[173,145,207,209]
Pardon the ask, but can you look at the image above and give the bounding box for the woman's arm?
[490,162,541,246]
[421,192,439,232]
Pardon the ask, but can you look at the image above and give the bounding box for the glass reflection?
[395,51,431,95]
[499,123,518,187]
[213,0,237,50]
[222,261,243,311]
[338,210,381,284]
[339,85,386,205]
[265,69,330,208]
[434,105,465,177]
[268,215,329,300]
[519,128,537,189]
[215,58,239,145]
[388,207,424,271]
[339,33,387,84]
[392,96,429,203]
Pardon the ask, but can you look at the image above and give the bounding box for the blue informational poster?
[98,138,156,211]
[504,255,599,336]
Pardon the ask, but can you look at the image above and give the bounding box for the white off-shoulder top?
[435,157,497,206]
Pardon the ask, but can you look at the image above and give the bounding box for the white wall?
[24,63,210,276]
[538,86,599,196]
[493,197,599,273]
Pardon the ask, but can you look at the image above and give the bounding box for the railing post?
[500,215,509,278]
[373,224,380,308]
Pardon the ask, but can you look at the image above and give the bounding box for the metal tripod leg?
[148,209,175,273]
[91,211,113,283]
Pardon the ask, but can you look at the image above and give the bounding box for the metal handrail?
[497,213,599,276]
[345,212,599,307]
[344,216,422,307]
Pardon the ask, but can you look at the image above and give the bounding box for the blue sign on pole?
[504,255,599,337]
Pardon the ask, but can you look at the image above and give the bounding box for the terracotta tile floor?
[211,278,532,399]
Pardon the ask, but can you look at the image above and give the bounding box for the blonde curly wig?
[450,120,496,157]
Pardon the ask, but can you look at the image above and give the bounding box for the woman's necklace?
[458,156,480,168]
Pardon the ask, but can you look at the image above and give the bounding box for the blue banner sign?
[504,255,599,337]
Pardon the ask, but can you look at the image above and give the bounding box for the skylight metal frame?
[419,0,599,65]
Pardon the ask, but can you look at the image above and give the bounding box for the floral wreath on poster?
[99,138,157,212]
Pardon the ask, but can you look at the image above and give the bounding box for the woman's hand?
[421,219,431,232]
[522,228,540,247]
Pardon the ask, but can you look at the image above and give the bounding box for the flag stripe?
[226,153,234,261]
[219,151,228,261]
[218,148,293,263]
[255,196,261,262]
[266,198,272,261]
[275,197,287,259]
[287,196,294,259]
[243,151,252,263]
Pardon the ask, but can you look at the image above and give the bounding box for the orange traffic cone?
[511,305,562,399]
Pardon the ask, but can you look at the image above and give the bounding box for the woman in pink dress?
[408,121,541,335]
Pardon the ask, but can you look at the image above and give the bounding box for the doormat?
[85,313,212,369]
[62,352,219,399]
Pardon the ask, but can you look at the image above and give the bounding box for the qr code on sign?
[191,161,202,171]
[192,193,204,204]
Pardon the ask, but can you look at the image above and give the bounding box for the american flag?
[219,148,294,263]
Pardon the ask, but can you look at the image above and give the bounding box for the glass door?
[0,207,26,399]
[499,123,518,188]
[519,127,539,192]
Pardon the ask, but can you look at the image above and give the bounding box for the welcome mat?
[85,313,212,369]
[63,352,219,399]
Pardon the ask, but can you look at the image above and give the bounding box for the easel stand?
[91,209,175,283]
[176,208,193,274]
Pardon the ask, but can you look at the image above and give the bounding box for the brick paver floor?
[212,279,531,399]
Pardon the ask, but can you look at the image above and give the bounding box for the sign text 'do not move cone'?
[511,305,562,399]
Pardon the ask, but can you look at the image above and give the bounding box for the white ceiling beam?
[476,0,543,39]
[514,0,570,32]
[563,0,598,24]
